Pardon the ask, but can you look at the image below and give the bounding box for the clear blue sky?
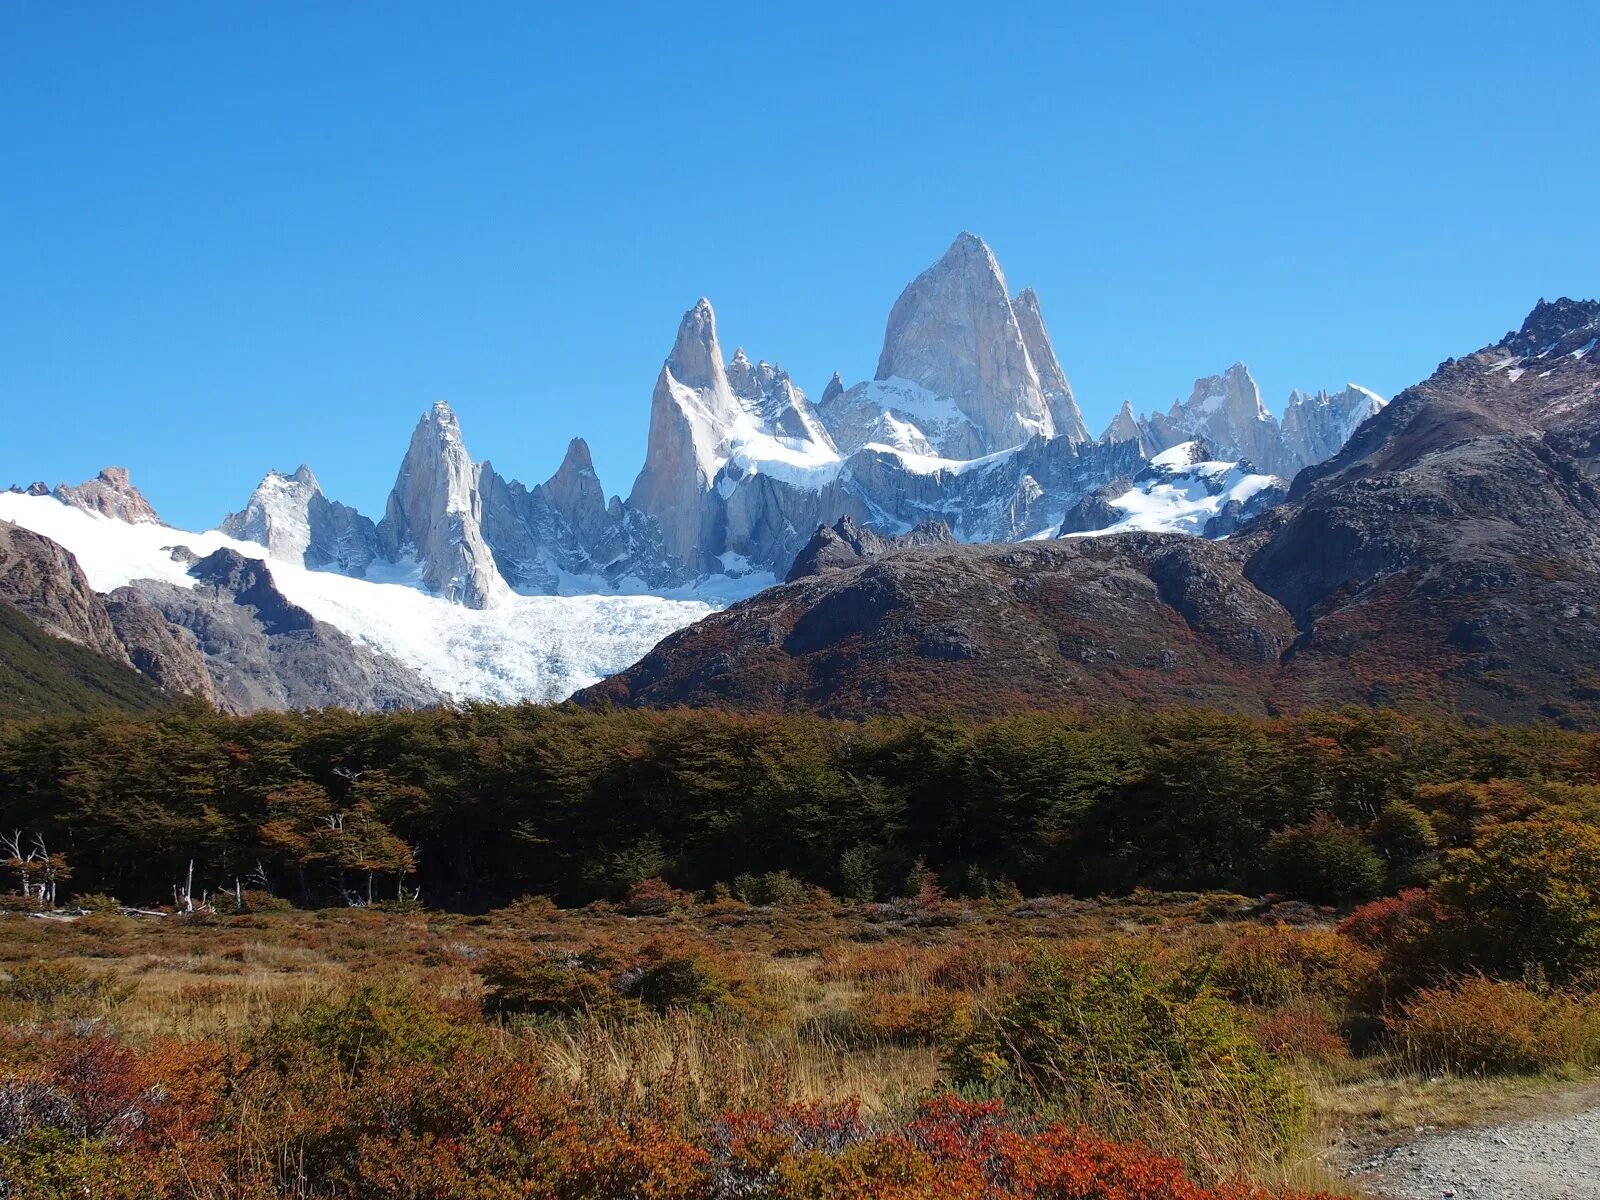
[3,2,1595,530]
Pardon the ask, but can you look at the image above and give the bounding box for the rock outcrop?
[0,519,220,707]
[0,520,129,660]
[102,586,223,706]
[54,467,161,524]
[786,515,957,581]
[133,548,442,712]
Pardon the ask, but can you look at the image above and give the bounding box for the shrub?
[211,888,291,915]
[854,988,973,1045]
[68,892,122,915]
[921,941,1027,991]
[623,876,693,916]
[255,982,482,1071]
[0,962,134,1015]
[946,948,1304,1174]
[817,943,916,984]
[1431,818,1600,984]
[1252,1001,1350,1065]
[629,950,730,1013]
[1369,802,1439,886]
[1391,977,1600,1074]
[478,947,611,1017]
[834,844,880,902]
[731,871,819,907]
[496,893,560,924]
[1263,814,1384,906]
[1209,926,1379,1008]
[711,1095,1338,1198]
[1338,888,1448,991]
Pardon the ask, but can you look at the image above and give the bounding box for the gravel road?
[1351,1102,1600,1198]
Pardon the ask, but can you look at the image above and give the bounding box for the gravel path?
[1352,1103,1600,1198]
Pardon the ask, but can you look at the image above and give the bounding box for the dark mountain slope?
[0,598,168,718]
[582,532,1294,717]
[579,299,1600,727]
[1245,299,1600,723]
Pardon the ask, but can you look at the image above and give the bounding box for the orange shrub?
[1390,976,1600,1074]
[921,941,1028,991]
[855,988,974,1045]
[1211,926,1379,1008]
[624,876,695,916]
[817,943,918,984]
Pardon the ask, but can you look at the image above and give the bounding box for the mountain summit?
[871,232,1065,456]
[378,402,506,608]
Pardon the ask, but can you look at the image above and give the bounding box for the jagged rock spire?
[54,467,161,524]
[1141,363,1295,476]
[667,298,730,395]
[873,233,1057,455]
[820,371,845,407]
[1100,400,1152,451]
[377,402,506,608]
[629,297,836,571]
[1012,286,1089,443]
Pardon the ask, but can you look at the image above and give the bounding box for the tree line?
[0,700,1594,909]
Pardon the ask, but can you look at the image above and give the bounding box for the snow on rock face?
[0,491,738,704]
[1012,286,1089,444]
[1281,385,1388,468]
[1058,440,1288,539]
[628,298,839,573]
[868,233,1058,457]
[1142,364,1297,476]
[1112,370,1385,482]
[220,467,319,561]
[218,465,382,575]
[820,378,971,458]
[377,402,508,609]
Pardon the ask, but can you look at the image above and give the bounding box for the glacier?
[0,491,750,703]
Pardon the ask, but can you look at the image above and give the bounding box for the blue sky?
[3,2,1596,530]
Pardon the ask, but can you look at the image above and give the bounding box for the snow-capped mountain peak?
[377,401,507,609]
[866,231,1057,458]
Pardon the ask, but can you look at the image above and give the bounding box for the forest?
[1,700,1595,913]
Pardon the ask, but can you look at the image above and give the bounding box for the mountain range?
[583,297,1600,727]
[24,234,1591,724]
[198,232,1384,600]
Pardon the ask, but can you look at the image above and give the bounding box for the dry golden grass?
[1,891,1595,1199]
[528,1009,940,1122]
